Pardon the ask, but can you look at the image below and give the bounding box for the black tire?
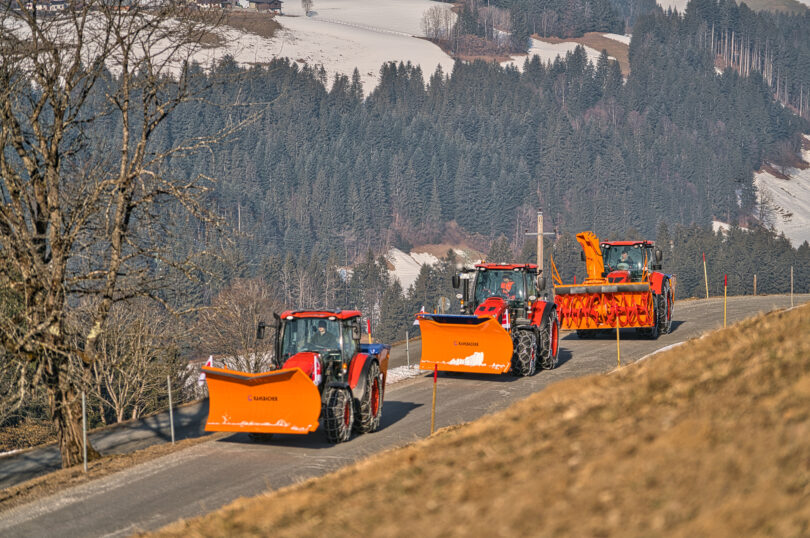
[539,309,560,370]
[354,361,383,434]
[324,387,354,443]
[657,282,673,335]
[511,330,537,377]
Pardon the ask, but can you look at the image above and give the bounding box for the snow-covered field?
[754,135,810,247]
[656,0,690,12]
[196,0,454,94]
[502,37,616,70]
[602,33,632,45]
[386,248,440,290]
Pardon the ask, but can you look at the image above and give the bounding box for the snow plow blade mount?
[203,366,321,435]
[418,314,513,374]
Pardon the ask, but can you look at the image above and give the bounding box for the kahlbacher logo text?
[248,395,278,402]
[453,341,479,347]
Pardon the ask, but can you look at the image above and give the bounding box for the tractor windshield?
[602,244,644,273]
[280,318,342,361]
[474,270,526,304]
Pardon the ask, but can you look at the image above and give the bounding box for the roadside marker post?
[754,274,757,296]
[791,266,794,307]
[724,274,728,328]
[167,376,175,445]
[616,315,621,369]
[703,252,709,299]
[406,330,410,368]
[82,391,87,473]
[430,364,438,435]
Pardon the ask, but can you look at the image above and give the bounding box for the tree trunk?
[46,363,101,468]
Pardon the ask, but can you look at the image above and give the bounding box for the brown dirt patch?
[222,11,281,39]
[154,303,810,537]
[0,420,56,453]
[0,433,226,513]
[533,33,630,75]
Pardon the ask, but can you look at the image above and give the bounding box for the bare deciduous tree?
[197,278,280,373]
[0,1,233,467]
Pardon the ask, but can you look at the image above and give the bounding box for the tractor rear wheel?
[539,309,560,370]
[511,330,537,377]
[354,361,383,434]
[657,282,673,334]
[324,387,354,443]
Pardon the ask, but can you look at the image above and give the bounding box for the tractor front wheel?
[511,330,537,377]
[324,387,354,443]
[539,309,560,370]
[354,361,383,434]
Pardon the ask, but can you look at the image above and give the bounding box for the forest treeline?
[155,6,808,276]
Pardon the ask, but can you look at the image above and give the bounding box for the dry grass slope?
[156,304,810,537]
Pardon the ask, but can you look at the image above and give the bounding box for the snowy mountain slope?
[754,135,810,246]
[502,37,616,70]
[195,0,454,94]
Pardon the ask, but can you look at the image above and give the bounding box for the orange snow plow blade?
[418,314,513,374]
[202,366,321,435]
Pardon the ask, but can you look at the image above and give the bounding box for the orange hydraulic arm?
[575,231,606,283]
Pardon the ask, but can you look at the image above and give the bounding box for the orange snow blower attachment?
[202,365,321,435]
[417,313,514,374]
[554,231,671,334]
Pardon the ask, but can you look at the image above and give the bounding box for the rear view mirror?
[452,274,460,289]
[655,247,663,262]
[256,322,266,340]
[352,323,361,340]
[580,251,586,262]
[536,276,546,291]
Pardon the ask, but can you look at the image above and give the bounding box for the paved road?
[0,295,806,537]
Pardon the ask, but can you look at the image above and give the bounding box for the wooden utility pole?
[537,211,543,273]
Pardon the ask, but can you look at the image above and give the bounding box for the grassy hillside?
[157,304,810,537]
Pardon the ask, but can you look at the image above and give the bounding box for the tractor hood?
[474,296,508,320]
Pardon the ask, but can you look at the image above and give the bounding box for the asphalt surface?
[0,294,807,537]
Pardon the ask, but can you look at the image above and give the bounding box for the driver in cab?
[499,274,517,300]
[311,320,339,349]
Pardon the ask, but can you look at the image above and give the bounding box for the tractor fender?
[348,354,379,406]
[649,273,674,295]
[529,300,556,329]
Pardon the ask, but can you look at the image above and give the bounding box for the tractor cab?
[271,310,362,387]
[454,263,544,321]
[600,241,662,283]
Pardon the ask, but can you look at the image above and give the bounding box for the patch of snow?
[754,136,810,247]
[795,0,810,7]
[602,33,631,45]
[386,364,422,384]
[712,220,749,234]
[387,248,440,290]
[502,38,615,70]
[448,351,485,366]
[657,0,690,13]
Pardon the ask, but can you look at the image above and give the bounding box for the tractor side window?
[342,323,357,361]
[526,272,537,298]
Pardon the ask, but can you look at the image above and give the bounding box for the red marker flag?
[366,318,372,336]
[724,274,728,287]
[434,363,438,382]
[702,252,706,262]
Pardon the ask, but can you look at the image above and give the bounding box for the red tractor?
[202,309,389,443]
[418,263,560,376]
